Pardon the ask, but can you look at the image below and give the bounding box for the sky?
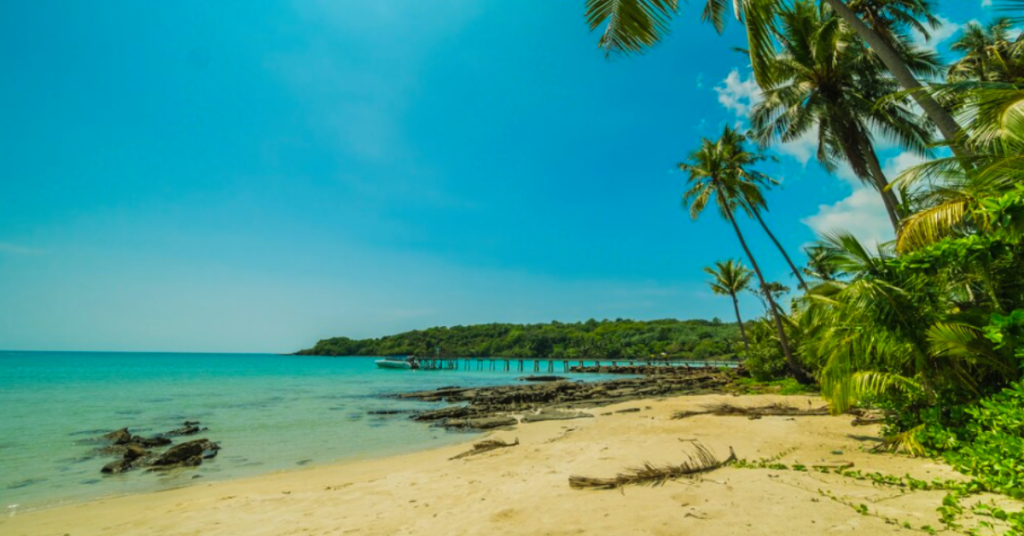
[0,1,1001,353]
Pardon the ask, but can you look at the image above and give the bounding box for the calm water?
[0,351,622,511]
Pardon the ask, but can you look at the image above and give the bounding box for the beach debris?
[449,438,520,460]
[672,402,830,420]
[521,408,593,423]
[441,416,518,431]
[568,442,736,490]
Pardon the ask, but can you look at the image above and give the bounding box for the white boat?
[375,357,418,370]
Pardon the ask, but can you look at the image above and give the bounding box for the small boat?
[375,356,418,370]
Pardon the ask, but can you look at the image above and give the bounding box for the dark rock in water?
[367,409,416,415]
[296,459,313,466]
[101,459,134,474]
[183,420,201,426]
[95,444,129,457]
[165,424,206,437]
[152,439,219,468]
[412,405,473,422]
[517,376,568,382]
[123,444,149,461]
[135,436,172,448]
[103,428,132,445]
[442,416,518,430]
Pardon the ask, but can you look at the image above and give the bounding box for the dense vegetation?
[585,0,1024,530]
[297,319,741,360]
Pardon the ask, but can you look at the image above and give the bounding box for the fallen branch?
[672,402,830,420]
[449,438,519,460]
[569,442,735,490]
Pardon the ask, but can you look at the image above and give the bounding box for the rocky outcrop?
[441,416,518,430]
[151,439,220,469]
[93,422,220,474]
[402,367,735,431]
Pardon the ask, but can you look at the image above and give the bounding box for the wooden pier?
[410,357,737,373]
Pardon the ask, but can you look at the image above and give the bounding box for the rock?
[132,436,172,448]
[123,444,149,461]
[442,416,518,430]
[517,376,568,382]
[412,405,474,422]
[103,428,132,445]
[183,420,201,426]
[165,424,206,436]
[101,459,133,474]
[152,439,218,467]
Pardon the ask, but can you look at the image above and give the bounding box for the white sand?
[0,395,1002,535]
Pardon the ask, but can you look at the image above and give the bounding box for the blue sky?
[0,1,998,352]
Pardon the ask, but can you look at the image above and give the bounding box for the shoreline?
[2,393,1003,536]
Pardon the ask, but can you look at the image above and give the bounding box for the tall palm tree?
[680,126,812,382]
[750,1,936,232]
[703,259,754,354]
[583,0,965,147]
[715,127,808,289]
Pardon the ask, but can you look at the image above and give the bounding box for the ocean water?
[0,351,621,511]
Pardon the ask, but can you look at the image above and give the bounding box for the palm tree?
[704,260,754,354]
[750,1,936,232]
[680,125,812,382]
[583,0,964,147]
[947,18,1024,84]
[715,127,809,289]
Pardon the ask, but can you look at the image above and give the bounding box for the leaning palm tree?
[751,1,936,232]
[583,0,965,149]
[680,126,811,382]
[715,127,808,289]
[704,260,754,354]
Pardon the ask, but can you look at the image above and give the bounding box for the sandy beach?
[0,394,999,535]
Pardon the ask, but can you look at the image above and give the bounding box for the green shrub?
[744,340,788,381]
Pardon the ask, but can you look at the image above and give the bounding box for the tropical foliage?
[581,0,1024,516]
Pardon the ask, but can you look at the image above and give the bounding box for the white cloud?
[801,186,894,249]
[714,69,761,118]
[715,69,818,165]
[911,14,962,53]
[882,152,929,182]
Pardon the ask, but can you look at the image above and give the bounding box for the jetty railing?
[409,357,738,373]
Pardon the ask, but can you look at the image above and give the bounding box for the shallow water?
[0,351,623,510]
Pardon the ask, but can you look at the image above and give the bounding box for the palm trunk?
[862,139,903,233]
[718,186,812,383]
[752,209,808,290]
[822,0,967,155]
[731,292,751,356]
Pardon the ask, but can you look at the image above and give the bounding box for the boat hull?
[375,359,413,370]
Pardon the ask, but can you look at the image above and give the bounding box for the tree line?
[296,318,741,361]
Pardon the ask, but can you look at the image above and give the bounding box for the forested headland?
[296,319,741,360]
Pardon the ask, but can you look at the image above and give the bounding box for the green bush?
[744,340,788,381]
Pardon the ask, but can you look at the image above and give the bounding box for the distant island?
[296,318,741,361]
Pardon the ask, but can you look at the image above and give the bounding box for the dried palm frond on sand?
[672,401,830,420]
[449,438,519,460]
[569,442,735,490]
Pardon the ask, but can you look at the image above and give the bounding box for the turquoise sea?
[0,351,621,511]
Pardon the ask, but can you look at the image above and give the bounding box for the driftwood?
[672,402,830,420]
[568,442,735,490]
[449,438,519,460]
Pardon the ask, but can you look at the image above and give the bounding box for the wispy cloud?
[0,242,43,256]
[910,14,963,53]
